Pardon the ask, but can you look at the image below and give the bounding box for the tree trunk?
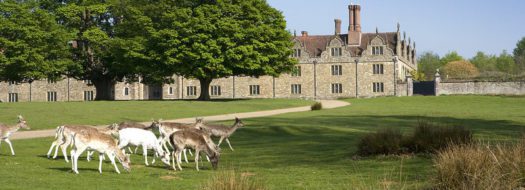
[198,78,212,101]
[92,79,115,100]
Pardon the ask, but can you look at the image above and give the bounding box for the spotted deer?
[169,130,220,171]
[0,115,30,155]
[198,117,244,151]
[155,118,205,161]
[46,124,118,162]
[70,129,131,174]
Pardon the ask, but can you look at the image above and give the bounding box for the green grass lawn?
[0,99,312,130]
[1,96,524,189]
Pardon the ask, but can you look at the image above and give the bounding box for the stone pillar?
[434,69,441,96]
[406,75,413,96]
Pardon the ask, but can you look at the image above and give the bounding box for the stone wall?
[438,81,525,96]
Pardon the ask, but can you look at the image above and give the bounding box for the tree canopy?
[0,0,73,82]
[442,60,479,80]
[514,37,525,73]
[148,0,296,100]
[417,52,441,81]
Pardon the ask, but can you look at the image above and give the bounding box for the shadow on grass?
[228,114,525,168]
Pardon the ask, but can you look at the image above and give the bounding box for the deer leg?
[143,145,149,166]
[71,149,77,174]
[171,151,177,170]
[175,150,183,171]
[98,153,104,174]
[194,150,200,171]
[47,141,57,158]
[188,149,193,156]
[58,137,71,162]
[218,136,225,146]
[107,153,120,174]
[87,151,94,162]
[225,138,234,151]
[134,146,139,154]
[4,139,15,156]
[206,155,210,162]
[183,149,189,163]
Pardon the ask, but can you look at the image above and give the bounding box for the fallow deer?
[117,128,170,166]
[156,118,205,161]
[70,129,131,174]
[198,117,244,151]
[169,130,220,171]
[0,115,30,155]
[47,124,118,162]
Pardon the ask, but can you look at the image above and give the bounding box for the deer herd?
[0,115,245,174]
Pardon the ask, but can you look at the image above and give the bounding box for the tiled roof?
[294,32,398,57]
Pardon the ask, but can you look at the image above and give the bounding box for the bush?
[201,169,266,190]
[357,128,404,156]
[434,141,525,189]
[356,121,473,156]
[443,60,480,80]
[310,102,322,111]
[408,121,472,153]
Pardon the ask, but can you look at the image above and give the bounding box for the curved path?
[11,100,350,140]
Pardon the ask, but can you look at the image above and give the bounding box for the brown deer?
[0,115,30,155]
[70,128,131,174]
[169,130,220,171]
[47,124,118,162]
[198,117,244,151]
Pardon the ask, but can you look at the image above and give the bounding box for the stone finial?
[397,22,400,32]
[413,41,416,49]
[294,30,296,37]
[403,31,406,40]
[435,69,441,77]
[408,37,411,45]
[375,27,378,34]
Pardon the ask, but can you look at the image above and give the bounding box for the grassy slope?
[0,99,312,130]
[1,96,524,189]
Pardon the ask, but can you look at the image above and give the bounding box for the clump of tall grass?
[201,169,266,190]
[356,121,472,156]
[434,140,525,189]
[408,120,473,153]
[357,128,404,156]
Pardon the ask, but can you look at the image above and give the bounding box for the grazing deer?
[198,117,244,151]
[169,130,220,171]
[110,121,153,154]
[70,129,131,174]
[156,118,205,162]
[47,124,118,162]
[117,128,170,166]
[0,115,30,155]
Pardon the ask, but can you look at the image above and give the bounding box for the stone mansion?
[0,4,417,102]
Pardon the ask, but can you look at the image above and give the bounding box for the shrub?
[434,141,525,189]
[443,60,480,79]
[357,128,404,156]
[310,102,322,111]
[201,169,266,190]
[408,121,472,153]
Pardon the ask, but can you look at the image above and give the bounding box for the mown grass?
[1,96,524,189]
[0,99,312,130]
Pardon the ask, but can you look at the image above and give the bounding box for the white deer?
[117,128,170,166]
[169,130,220,171]
[0,115,30,155]
[70,129,130,174]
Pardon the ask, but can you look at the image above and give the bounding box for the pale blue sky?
[266,0,525,58]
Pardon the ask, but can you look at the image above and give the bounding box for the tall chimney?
[354,5,361,32]
[349,5,354,31]
[348,4,362,45]
[301,31,308,37]
[334,19,342,35]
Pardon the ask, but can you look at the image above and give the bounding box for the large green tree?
[470,51,497,73]
[149,0,296,100]
[46,0,153,100]
[0,0,73,82]
[417,52,441,81]
[513,37,525,73]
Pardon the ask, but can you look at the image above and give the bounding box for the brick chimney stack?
[348,4,362,45]
[334,19,342,35]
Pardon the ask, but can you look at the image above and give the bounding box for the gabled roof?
[293,32,398,57]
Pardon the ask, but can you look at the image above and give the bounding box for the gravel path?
[10,100,350,140]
